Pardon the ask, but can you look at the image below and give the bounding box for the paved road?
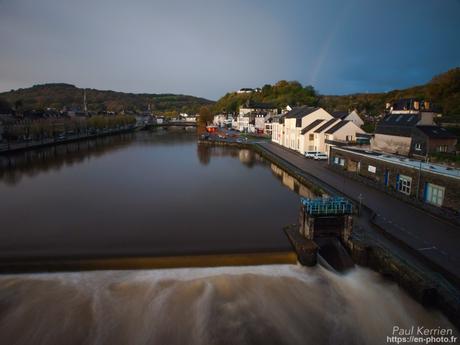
[259,142,460,281]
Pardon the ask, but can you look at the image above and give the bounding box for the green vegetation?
[198,106,213,126]
[0,83,213,114]
[3,115,136,141]
[213,81,318,113]
[318,67,460,121]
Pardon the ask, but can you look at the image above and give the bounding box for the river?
[0,130,457,344]
[0,130,312,259]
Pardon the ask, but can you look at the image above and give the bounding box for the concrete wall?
[371,133,412,155]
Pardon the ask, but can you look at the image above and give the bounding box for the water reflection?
[196,145,264,168]
[0,133,135,186]
[0,130,197,186]
[0,131,305,259]
[270,164,322,198]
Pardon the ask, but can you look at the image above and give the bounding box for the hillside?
[212,81,318,113]
[319,67,460,120]
[0,83,214,114]
[212,68,460,123]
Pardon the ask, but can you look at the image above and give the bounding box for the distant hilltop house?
[372,98,457,156]
[331,109,364,128]
[236,87,261,94]
[271,106,365,155]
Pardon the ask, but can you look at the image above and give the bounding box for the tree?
[198,106,212,126]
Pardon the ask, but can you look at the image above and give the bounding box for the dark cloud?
[1,0,459,99]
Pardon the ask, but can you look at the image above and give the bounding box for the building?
[234,100,278,133]
[329,146,460,212]
[323,121,366,154]
[236,88,261,94]
[271,106,365,155]
[213,114,227,127]
[331,109,364,127]
[411,126,457,156]
[213,114,233,128]
[371,98,456,156]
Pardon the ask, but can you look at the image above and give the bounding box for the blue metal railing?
[301,196,354,215]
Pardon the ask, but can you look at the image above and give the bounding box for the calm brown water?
[0,130,312,259]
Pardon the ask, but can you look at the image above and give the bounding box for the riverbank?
[0,126,138,155]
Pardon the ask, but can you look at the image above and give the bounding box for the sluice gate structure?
[285,197,355,271]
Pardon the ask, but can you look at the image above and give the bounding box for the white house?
[213,114,227,127]
[272,106,366,155]
[323,121,366,154]
[331,109,364,127]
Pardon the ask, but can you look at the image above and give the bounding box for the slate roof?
[301,119,324,135]
[325,120,350,134]
[314,118,340,133]
[331,111,348,120]
[415,126,457,139]
[375,114,420,137]
[285,106,319,119]
[284,106,319,127]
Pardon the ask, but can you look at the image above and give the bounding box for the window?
[425,183,445,207]
[334,157,344,166]
[415,143,422,151]
[309,134,314,140]
[397,175,412,195]
[438,145,448,152]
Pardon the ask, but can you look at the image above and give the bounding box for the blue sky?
[0,0,459,100]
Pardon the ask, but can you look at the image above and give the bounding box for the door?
[384,170,390,186]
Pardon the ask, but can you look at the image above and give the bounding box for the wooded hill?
[318,67,460,121]
[0,83,214,115]
[213,81,318,113]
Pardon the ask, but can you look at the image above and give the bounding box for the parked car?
[305,151,320,158]
[313,153,328,160]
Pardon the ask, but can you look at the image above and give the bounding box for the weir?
[285,197,355,271]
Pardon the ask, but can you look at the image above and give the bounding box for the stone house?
[329,146,460,212]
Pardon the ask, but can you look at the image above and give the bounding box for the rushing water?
[0,130,314,259]
[0,265,456,345]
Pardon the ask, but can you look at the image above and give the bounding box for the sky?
[0,0,459,100]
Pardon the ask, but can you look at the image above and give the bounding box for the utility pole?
[416,159,422,200]
[83,89,88,116]
[358,193,363,216]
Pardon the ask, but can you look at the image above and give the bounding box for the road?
[259,142,460,282]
